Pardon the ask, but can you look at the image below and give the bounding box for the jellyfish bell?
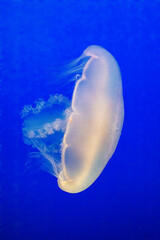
[58,45,124,193]
[22,45,124,194]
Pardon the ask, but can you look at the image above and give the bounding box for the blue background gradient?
[0,1,160,239]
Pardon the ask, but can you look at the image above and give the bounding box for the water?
[0,1,160,239]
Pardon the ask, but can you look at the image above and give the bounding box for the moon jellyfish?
[22,45,124,193]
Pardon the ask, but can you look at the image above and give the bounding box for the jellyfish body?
[22,45,124,193]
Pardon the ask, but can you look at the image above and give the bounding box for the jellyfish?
[22,45,124,193]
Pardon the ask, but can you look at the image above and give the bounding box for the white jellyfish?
[22,45,124,193]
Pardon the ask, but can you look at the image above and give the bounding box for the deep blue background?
[0,0,160,239]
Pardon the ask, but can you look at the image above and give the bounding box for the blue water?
[1,1,160,239]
